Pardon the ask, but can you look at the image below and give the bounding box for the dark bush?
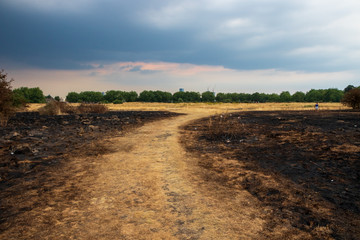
[0,70,26,126]
[113,99,123,104]
[341,88,360,109]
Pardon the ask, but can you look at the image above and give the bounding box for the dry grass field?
[27,102,349,114]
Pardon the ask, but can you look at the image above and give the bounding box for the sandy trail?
[4,112,265,239]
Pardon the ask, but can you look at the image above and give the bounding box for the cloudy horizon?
[1,0,359,97]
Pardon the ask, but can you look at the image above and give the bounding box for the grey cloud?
[0,0,359,73]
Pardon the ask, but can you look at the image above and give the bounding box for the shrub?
[77,103,108,114]
[0,70,26,126]
[113,99,123,104]
[38,101,77,115]
[341,88,360,109]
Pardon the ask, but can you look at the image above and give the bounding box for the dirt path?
[2,113,266,239]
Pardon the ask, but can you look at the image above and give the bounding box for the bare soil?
[181,110,360,239]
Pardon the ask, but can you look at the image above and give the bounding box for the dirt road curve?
[2,113,266,239]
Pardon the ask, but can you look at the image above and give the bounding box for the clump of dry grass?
[77,103,108,114]
[38,101,108,115]
[38,101,76,115]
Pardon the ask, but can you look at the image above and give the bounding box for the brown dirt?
[181,110,360,239]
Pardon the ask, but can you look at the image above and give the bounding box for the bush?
[341,88,360,109]
[38,101,77,115]
[77,103,108,114]
[113,99,123,104]
[39,102,109,115]
[0,70,26,126]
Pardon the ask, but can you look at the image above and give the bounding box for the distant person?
[315,102,319,110]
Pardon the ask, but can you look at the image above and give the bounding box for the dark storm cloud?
[1,0,359,73]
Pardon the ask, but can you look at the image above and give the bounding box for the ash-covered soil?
[0,110,180,230]
[181,110,360,239]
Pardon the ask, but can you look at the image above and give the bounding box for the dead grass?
[37,102,108,115]
[28,102,349,114]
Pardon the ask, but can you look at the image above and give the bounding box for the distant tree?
[229,93,241,102]
[45,94,53,101]
[201,91,215,102]
[173,91,186,103]
[104,90,122,103]
[292,91,306,102]
[341,88,360,109]
[215,93,227,102]
[324,88,343,102]
[251,92,261,102]
[54,96,61,101]
[267,93,280,102]
[154,90,172,102]
[173,91,200,102]
[13,87,46,103]
[78,91,104,103]
[124,91,138,102]
[138,90,155,102]
[305,89,325,102]
[187,91,201,102]
[279,91,291,102]
[344,85,355,93]
[66,92,80,103]
[239,93,252,102]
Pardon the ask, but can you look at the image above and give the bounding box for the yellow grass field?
[26,102,350,114]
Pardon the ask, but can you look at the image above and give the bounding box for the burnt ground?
[181,110,360,239]
[0,110,181,233]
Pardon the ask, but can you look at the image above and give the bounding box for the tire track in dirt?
[2,113,266,239]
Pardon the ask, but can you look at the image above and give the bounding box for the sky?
[0,0,359,97]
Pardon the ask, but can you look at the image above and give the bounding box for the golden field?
[26,102,350,114]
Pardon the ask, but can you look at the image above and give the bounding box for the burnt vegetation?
[0,110,181,233]
[341,88,360,109]
[182,111,360,239]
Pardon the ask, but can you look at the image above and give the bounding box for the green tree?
[78,91,104,103]
[201,91,215,102]
[173,91,200,102]
[124,91,138,102]
[344,85,355,93]
[215,93,227,102]
[305,89,325,102]
[138,90,155,102]
[267,93,280,102]
[292,91,305,102]
[324,88,343,102]
[13,87,46,103]
[153,90,172,102]
[186,91,201,102]
[66,92,80,103]
[173,91,186,103]
[104,90,121,103]
[279,91,291,102]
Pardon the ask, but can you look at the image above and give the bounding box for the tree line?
[64,86,357,103]
[1,68,360,127]
[8,85,360,104]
